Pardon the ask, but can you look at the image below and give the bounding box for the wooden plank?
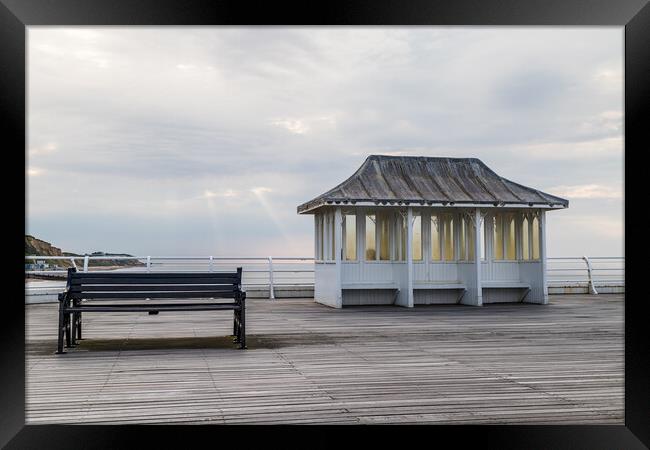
[26,294,623,425]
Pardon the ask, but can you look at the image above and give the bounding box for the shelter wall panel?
[519,262,545,304]
[315,263,338,307]
[457,263,479,306]
[392,263,410,307]
[341,262,396,283]
[416,262,459,282]
[482,261,520,281]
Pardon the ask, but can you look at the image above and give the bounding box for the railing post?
[268,256,275,300]
[146,256,151,273]
[83,255,89,273]
[209,256,214,272]
[582,256,598,295]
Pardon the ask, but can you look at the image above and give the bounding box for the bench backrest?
[66,268,243,300]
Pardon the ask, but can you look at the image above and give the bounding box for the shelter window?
[480,216,485,260]
[396,213,406,261]
[493,214,504,260]
[493,212,517,260]
[412,213,422,261]
[365,214,376,260]
[532,216,540,260]
[459,213,476,261]
[505,213,516,260]
[522,216,530,260]
[431,214,441,261]
[343,214,356,261]
[459,216,467,261]
[332,214,336,260]
[378,211,391,261]
[315,215,323,260]
[441,213,455,261]
[468,217,475,261]
[323,214,331,261]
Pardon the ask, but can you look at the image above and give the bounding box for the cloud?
[251,187,272,195]
[547,184,622,199]
[28,143,57,156]
[201,189,238,199]
[26,27,623,257]
[271,118,309,134]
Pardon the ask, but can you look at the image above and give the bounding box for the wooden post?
[334,207,343,308]
[406,207,414,308]
[474,208,483,306]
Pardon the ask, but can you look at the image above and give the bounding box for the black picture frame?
[3,0,647,447]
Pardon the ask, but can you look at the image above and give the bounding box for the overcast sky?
[27,27,623,257]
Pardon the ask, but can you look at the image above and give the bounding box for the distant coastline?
[25,234,144,279]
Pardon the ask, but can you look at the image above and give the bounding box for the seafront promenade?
[26,294,623,424]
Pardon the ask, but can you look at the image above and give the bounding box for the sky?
[26,27,623,257]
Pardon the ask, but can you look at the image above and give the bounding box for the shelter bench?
[413,281,467,302]
[482,280,531,302]
[342,281,400,303]
[56,267,246,354]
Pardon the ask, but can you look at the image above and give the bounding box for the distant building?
[297,155,568,308]
[25,261,49,270]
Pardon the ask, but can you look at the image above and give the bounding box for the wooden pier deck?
[26,294,624,424]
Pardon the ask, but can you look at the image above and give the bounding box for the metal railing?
[25,255,315,299]
[26,255,623,298]
[546,256,624,294]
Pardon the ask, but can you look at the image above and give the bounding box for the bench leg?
[56,298,66,354]
[232,309,241,344]
[70,310,77,347]
[239,298,246,349]
[65,311,72,348]
[73,300,82,340]
[233,309,239,340]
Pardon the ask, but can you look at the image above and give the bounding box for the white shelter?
[297,155,568,308]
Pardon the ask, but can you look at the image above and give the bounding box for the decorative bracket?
[462,209,487,228]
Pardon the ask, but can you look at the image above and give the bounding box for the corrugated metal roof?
[297,155,568,214]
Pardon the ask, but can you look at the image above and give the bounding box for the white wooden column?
[314,215,319,259]
[539,210,548,304]
[474,208,483,306]
[406,207,414,308]
[334,207,343,308]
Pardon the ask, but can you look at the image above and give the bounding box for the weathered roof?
[297,155,568,214]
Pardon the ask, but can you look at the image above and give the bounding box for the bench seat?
[482,281,530,289]
[413,281,466,290]
[342,282,399,290]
